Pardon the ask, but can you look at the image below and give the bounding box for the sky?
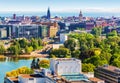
[0,0,120,13]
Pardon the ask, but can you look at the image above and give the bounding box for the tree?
[82,63,95,72]
[72,50,81,58]
[31,38,38,50]
[7,45,20,56]
[6,66,33,77]
[106,30,118,38]
[25,46,33,54]
[50,48,71,58]
[64,38,77,51]
[0,45,6,55]
[91,27,102,37]
[85,55,108,67]
[39,59,50,68]
[19,39,28,48]
[38,38,42,46]
[111,58,120,68]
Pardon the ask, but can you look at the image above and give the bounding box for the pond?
[0,57,32,83]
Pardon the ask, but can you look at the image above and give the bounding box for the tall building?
[0,25,12,39]
[48,22,58,38]
[47,7,51,20]
[13,14,16,19]
[94,65,120,83]
[79,10,83,21]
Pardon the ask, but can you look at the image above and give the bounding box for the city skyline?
[1,0,120,13]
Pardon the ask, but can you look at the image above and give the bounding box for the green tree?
[82,63,95,72]
[31,38,38,50]
[19,39,28,48]
[38,38,42,46]
[0,45,6,55]
[106,30,117,38]
[50,48,71,58]
[64,38,77,51]
[91,27,102,37]
[7,45,20,56]
[112,58,120,68]
[25,46,33,54]
[72,50,81,58]
[39,59,50,68]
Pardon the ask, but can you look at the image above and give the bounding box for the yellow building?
[48,22,58,38]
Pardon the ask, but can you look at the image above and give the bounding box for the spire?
[47,7,51,20]
[79,10,83,22]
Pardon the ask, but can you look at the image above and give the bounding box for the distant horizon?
[0,11,120,17]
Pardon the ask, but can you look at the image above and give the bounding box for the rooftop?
[98,65,120,73]
[51,58,80,62]
[89,77,104,82]
[7,77,18,83]
[62,74,89,82]
[19,74,45,78]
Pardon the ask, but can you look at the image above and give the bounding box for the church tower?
[79,10,83,21]
[47,7,51,20]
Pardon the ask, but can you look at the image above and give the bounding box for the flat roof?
[62,74,89,82]
[8,77,18,81]
[7,77,18,83]
[99,65,120,73]
[51,58,80,61]
[89,77,104,82]
[19,74,44,78]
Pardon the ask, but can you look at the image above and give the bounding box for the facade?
[0,25,12,39]
[12,25,40,39]
[39,25,48,38]
[0,28,7,39]
[79,10,83,22]
[60,33,68,43]
[94,65,120,83]
[5,74,56,83]
[50,58,81,75]
[48,22,58,38]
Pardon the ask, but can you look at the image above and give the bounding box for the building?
[0,25,12,39]
[50,58,81,75]
[32,22,59,38]
[4,74,56,83]
[48,22,58,38]
[0,28,7,39]
[39,25,48,38]
[12,24,40,39]
[60,33,68,43]
[94,65,120,83]
[13,14,16,20]
[50,58,91,83]
[79,10,83,22]
[47,7,51,20]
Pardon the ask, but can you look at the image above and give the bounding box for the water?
[0,58,32,83]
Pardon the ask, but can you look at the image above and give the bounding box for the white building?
[50,58,81,75]
[5,74,55,83]
[60,34,68,43]
[18,74,55,83]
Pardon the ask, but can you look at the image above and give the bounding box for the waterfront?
[0,58,32,83]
